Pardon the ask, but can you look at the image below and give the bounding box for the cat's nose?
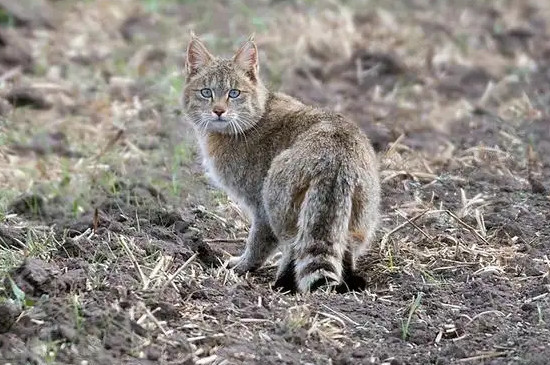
[212,106,226,117]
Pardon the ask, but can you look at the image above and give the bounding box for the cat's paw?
[225,255,256,275]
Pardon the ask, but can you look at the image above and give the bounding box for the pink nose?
[212,107,226,117]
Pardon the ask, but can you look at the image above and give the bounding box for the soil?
[1,1,550,364]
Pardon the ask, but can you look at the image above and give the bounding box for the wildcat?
[181,34,380,293]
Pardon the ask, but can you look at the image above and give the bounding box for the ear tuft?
[185,34,213,77]
[233,38,259,81]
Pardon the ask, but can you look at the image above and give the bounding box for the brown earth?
[0,0,549,364]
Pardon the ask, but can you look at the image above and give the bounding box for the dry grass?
[0,0,549,364]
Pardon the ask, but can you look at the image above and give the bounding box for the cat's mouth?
[200,117,232,133]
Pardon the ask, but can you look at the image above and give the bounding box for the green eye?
[200,88,212,98]
[228,89,241,98]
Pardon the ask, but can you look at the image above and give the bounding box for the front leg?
[227,218,279,274]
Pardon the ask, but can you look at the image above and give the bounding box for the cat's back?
[263,92,375,158]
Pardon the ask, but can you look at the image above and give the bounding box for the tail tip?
[297,270,341,293]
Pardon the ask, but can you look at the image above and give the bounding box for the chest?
[198,135,265,200]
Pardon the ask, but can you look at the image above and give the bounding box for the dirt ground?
[0,0,549,364]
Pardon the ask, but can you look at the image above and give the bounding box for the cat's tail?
[293,167,354,293]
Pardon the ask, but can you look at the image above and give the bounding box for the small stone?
[146,345,162,361]
[0,98,12,116]
[59,324,77,342]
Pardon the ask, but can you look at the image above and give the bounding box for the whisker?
[230,120,238,141]
[235,119,248,146]
[237,115,261,137]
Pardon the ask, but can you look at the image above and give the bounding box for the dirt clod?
[0,28,33,71]
[0,300,21,333]
[4,86,51,109]
[11,131,82,158]
[0,225,27,249]
[0,0,55,28]
[8,194,46,217]
[7,258,60,297]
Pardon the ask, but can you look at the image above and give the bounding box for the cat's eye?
[200,88,213,98]
[228,89,241,99]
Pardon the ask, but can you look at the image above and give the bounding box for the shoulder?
[265,92,305,113]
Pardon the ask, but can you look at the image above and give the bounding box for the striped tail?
[292,169,353,293]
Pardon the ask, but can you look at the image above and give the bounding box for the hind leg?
[262,151,305,292]
[273,246,297,293]
[335,250,367,293]
[332,183,378,293]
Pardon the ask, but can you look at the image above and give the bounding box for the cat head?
[182,34,268,135]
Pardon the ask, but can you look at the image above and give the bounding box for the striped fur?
[182,35,380,293]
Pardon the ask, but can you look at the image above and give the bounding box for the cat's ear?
[185,33,213,76]
[233,35,259,81]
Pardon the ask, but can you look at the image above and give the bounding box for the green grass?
[0,228,60,279]
[0,249,21,278]
[385,245,397,273]
[170,141,194,196]
[72,294,84,331]
[0,9,15,27]
[6,276,25,304]
[142,0,195,13]
[401,292,423,341]
[0,189,19,218]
